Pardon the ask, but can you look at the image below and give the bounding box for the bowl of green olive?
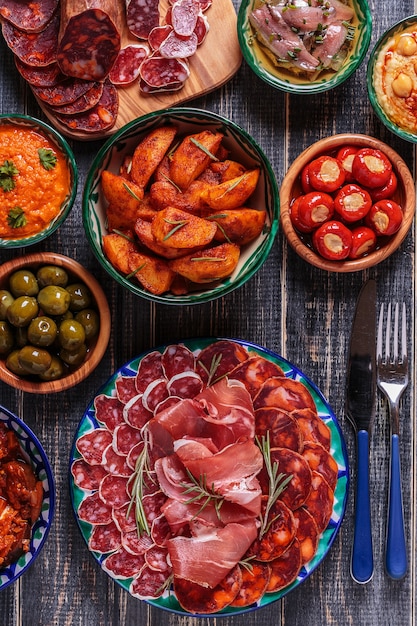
[0,253,111,393]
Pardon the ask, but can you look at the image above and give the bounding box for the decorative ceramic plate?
[69,338,348,616]
[0,405,55,590]
[237,0,372,94]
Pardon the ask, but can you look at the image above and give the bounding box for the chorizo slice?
[259,447,312,510]
[173,565,242,614]
[292,507,319,565]
[247,499,296,562]
[253,376,317,413]
[302,441,338,491]
[255,407,303,452]
[196,340,249,385]
[291,407,332,451]
[265,538,302,593]
[32,77,96,105]
[229,356,285,398]
[2,10,59,67]
[14,58,64,87]
[230,562,271,607]
[46,82,104,115]
[0,0,59,33]
[54,80,119,133]
[303,471,334,534]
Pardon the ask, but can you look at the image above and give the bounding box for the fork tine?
[385,303,392,361]
[393,303,399,361]
[377,303,384,359]
[401,302,407,359]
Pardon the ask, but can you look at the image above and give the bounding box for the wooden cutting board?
[37,0,242,142]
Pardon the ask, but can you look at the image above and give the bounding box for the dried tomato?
[365,199,403,236]
[312,220,352,260]
[349,226,377,259]
[307,156,346,192]
[334,184,372,222]
[351,148,392,189]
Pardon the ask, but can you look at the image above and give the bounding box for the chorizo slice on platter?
[265,538,303,593]
[229,356,285,398]
[229,561,271,608]
[253,376,317,413]
[2,10,59,66]
[291,407,332,451]
[53,79,119,133]
[173,565,242,614]
[196,339,249,384]
[259,447,312,510]
[255,407,303,452]
[302,441,339,491]
[292,507,320,565]
[303,471,334,534]
[14,58,64,86]
[0,0,59,33]
[246,499,296,562]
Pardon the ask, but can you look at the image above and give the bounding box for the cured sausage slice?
[113,423,143,456]
[291,407,332,451]
[123,394,153,429]
[102,445,131,476]
[292,507,319,565]
[145,544,170,572]
[136,351,164,393]
[2,10,59,67]
[139,56,190,90]
[102,546,146,579]
[99,474,130,508]
[161,344,195,379]
[130,565,170,599]
[122,529,153,555]
[159,31,198,59]
[94,394,124,431]
[194,13,210,45]
[302,441,338,491]
[89,521,121,554]
[167,371,203,399]
[171,0,200,37]
[108,44,148,86]
[77,491,113,525]
[253,376,317,413]
[126,0,160,40]
[0,0,59,33]
[47,82,104,115]
[148,25,173,51]
[115,374,138,404]
[173,565,242,614]
[54,80,119,133]
[303,471,334,534]
[57,4,122,81]
[229,356,285,398]
[255,407,302,452]
[76,429,113,465]
[229,562,271,607]
[112,502,137,533]
[142,379,170,413]
[14,58,64,87]
[247,499,296,562]
[71,458,107,491]
[196,340,249,385]
[265,538,302,593]
[261,447,312,510]
[32,77,96,105]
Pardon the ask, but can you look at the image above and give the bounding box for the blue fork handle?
[351,429,374,584]
[385,434,407,579]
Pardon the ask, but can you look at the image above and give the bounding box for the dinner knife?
[346,278,377,584]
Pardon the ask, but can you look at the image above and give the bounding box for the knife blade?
[346,278,377,584]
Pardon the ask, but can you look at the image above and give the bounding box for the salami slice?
[148,25,173,51]
[303,471,334,534]
[136,351,164,393]
[230,562,271,608]
[130,565,170,599]
[139,56,190,89]
[122,529,154,555]
[71,458,107,491]
[78,491,113,525]
[99,474,130,508]
[196,340,249,385]
[171,0,200,37]
[102,546,146,579]
[47,82,104,115]
[173,565,242,614]
[112,502,137,533]
[145,544,170,572]
[265,538,302,593]
[194,13,210,45]
[57,5,122,81]
[123,394,153,429]
[142,379,169,413]
[54,80,119,133]
[2,10,59,67]
[159,31,198,59]
[94,394,124,431]
[108,44,148,86]
[0,0,59,33]
[229,356,285,398]
[89,520,122,554]
[150,513,172,547]
[113,423,143,456]
[126,0,160,40]
[76,428,113,466]
[161,344,196,379]
[14,58,64,87]
[302,441,338,491]
[291,408,332,451]
[139,77,184,94]
[167,371,203,399]
[115,374,137,404]
[292,507,319,565]
[253,377,317,413]
[255,407,302,452]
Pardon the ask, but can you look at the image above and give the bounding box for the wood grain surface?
[37,0,241,141]
[0,1,416,625]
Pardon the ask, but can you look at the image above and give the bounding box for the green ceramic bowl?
[238,0,372,94]
[0,114,77,248]
[367,15,417,142]
[82,107,279,305]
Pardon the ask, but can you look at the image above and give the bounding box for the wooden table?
[0,1,415,624]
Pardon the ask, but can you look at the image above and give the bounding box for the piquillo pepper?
[351,148,392,188]
[312,220,352,260]
[307,156,346,192]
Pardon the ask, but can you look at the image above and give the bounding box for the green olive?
[37,286,70,316]
[15,327,28,348]
[18,345,52,374]
[60,343,87,366]
[36,265,69,288]
[66,283,92,311]
[0,321,14,355]
[27,316,58,347]
[74,309,100,341]
[0,290,14,321]
[6,296,39,327]
[9,270,39,297]
[38,355,66,381]
[6,350,28,376]
[58,319,85,351]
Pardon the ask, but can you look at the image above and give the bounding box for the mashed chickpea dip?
[373,25,417,134]
[0,124,71,238]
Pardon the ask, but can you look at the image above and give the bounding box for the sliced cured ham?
[167,520,258,588]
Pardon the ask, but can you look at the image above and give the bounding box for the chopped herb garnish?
[160,171,183,193]
[38,148,57,171]
[7,206,26,229]
[0,160,19,192]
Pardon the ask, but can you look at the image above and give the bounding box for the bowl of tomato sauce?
[0,114,77,249]
[279,134,415,272]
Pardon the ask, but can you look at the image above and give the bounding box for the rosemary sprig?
[256,433,293,538]
[197,352,223,386]
[127,428,156,536]
[190,137,219,162]
[122,181,142,202]
[163,218,188,241]
[180,468,225,520]
[126,262,147,280]
[160,171,182,193]
[112,228,135,242]
[207,214,231,243]
[190,256,226,262]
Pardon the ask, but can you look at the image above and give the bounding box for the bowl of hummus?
[368,15,417,142]
[0,114,78,248]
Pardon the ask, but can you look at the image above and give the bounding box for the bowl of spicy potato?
[0,252,111,394]
[0,114,77,248]
[280,134,415,272]
[82,107,279,304]
[0,404,55,590]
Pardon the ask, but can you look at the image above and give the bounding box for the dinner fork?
[377,302,408,580]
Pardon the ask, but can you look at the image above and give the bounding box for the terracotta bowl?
[0,253,111,393]
[280,134,415,272]
[0,114,77,248]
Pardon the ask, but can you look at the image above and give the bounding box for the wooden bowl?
[280,134,415,272]
[0,253,111,393]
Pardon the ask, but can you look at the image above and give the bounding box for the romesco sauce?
[0,124,71,238]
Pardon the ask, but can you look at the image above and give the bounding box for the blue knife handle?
[385,434,407,579]
[351,429,373,584]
